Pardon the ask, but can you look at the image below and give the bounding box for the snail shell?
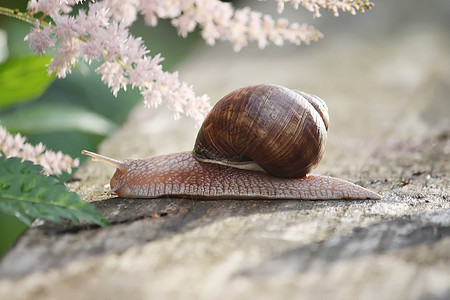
[82,84,381,200]
[193,84,329,178]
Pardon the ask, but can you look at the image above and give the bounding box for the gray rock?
[1,1,449,299]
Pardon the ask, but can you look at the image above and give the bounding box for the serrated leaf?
[0,56,55,108]
[0,103,117,136]
[0,156,109,227]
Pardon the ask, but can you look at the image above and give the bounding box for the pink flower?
[274,0,374,17]
[48,38,83,78]
[53,14,81,40]
[24,21,56,55]
[27,0,74,17]
[0,126,79,175]
[96,61,128,96]
[139,0,323,51]
[105,0,140,25]
[24,0,211,123]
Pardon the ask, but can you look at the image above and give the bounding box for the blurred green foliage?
[0,0,201,258]
[0,156,109,224]
[0,212,27,257]
[0,56,55,108]
[0,156,109,257]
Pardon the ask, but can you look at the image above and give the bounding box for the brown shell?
[193,84,329,178]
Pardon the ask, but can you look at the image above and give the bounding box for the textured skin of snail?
[82,84,381,200]
[87,151,381,200]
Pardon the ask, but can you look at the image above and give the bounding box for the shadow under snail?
[82,84,381,200]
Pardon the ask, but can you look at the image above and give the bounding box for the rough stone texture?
[1,1,449,299]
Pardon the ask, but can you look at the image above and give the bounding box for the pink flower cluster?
[0,125,80,175]
[25,0,210,123]
[273,0,375,17]
[23,0,372,122]
[141,0,323,51]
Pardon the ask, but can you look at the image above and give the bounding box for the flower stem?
[0,7,35,24]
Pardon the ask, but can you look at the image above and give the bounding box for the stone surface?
[1,1,449,299]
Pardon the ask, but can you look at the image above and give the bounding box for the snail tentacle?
[82,150,128,172]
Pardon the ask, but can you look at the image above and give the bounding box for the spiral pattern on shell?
[193,84,329,178]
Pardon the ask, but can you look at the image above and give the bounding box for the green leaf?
[0,211,28,258]
[0,103,117,136]
[0,156,109,227]
[0,55,55,108]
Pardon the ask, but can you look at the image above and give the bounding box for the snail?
[82,84,381,200]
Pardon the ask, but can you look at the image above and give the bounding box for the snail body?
[83,84,381,200]
[82,150,380,200]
